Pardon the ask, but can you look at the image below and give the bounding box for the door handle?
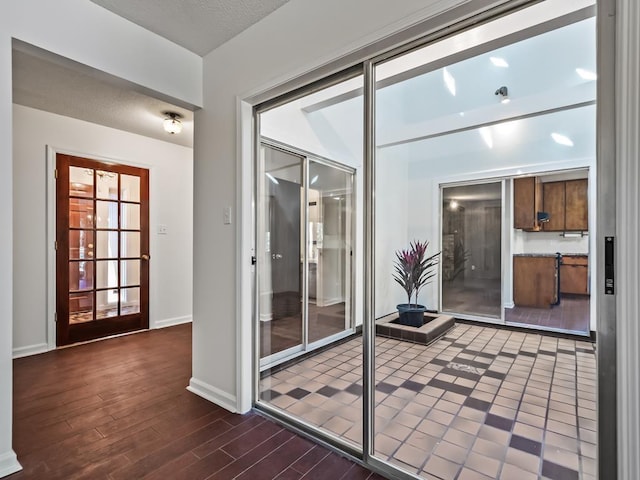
[272,253,283,260]
[142,254,150,261]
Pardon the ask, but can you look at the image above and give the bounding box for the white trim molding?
[616,0,640,478]
[12,343,50,359]
[187,377,238,414]
[0,450,22,478]
[153,315,192,329]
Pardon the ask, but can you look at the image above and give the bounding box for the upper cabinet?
[564,179,589,230]
[514,177,588,232]
[542,179,588,231]
[513,177,542,231]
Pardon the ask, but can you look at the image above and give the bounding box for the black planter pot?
[396,304,426,327]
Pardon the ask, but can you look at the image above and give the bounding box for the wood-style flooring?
[11,324,381,480]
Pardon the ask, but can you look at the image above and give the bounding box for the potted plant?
[393,240,440,327]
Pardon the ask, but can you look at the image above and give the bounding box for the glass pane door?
[441,182,503,319]
[57,153,149,346]
[307,160,353,346]
[258,146,304,363]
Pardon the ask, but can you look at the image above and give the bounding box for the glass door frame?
[256,139,357,371]
[247,1,616,479]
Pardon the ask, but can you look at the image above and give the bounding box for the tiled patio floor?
[260,323,597,480]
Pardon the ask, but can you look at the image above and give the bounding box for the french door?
[56,154,150,346]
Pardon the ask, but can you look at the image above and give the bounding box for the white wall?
[12,104,193,356]
[1,2,200,473]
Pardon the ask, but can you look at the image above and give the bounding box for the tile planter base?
[375,312,455,345]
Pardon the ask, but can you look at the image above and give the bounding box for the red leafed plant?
[392,240,440,307]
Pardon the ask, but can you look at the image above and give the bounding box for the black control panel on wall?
[605,236,614,295]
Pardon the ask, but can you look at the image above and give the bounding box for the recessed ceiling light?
[576,68,597,81]
[490,57,509,68]
[310,175,319,185]
[551,133,574,147]
[480,127,493,149]
[443,67,456,96]
[459,112,465,117]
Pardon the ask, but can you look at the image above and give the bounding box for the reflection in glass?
[96,171,118,199]
[121,232,140,258]
[121,287,141,315]
[69,261,94,291]
[96,231,118,259]
[69,199,94,228]
[121,175,140,202]
[96,290,118,319]
[121,260,140,286]
[121,203,140,230]
[69,230,94,260]
[96,260,118,289]
[96,201,118,229]
[69,292,93,323]
[69,167,93,198]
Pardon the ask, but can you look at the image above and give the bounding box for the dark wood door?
[56,154,150,346]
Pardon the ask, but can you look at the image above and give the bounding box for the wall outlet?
[223,206,232,225]
[157,224,168,235]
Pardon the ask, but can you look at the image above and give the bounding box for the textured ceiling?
[90,0,291,56]
[13,47,194,148]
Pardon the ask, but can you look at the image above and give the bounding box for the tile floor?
[260,324,597,480]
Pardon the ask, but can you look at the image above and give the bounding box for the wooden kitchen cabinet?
[542,182,565,231]
[513,177,542,230]
[542,179,588,231]
[560,255,589,295]
[565,179,588,230]
[513,255,558,308]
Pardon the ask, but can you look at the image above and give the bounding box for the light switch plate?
[157,224,168,235]
[223,206,232,225]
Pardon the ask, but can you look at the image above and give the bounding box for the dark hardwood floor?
[11,324,382,480]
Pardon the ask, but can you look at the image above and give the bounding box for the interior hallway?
[10,324,379,480]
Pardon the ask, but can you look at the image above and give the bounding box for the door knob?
[272,253,283,260]
[142,254,150,260]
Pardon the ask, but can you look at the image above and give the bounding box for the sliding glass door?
[257,143,355,369]
[441,182,503,319]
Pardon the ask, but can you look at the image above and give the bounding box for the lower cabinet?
[513,256,558,308]
[560,256,589,295]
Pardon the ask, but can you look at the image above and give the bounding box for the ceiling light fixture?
[490,57,509,68]
[576,68,597,81]
[163,112,183,134]
[310,175,319,185]
[443,67,456,96]
[495,85,510,104]
[551,132,574,147]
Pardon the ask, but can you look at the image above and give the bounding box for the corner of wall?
[186,377,238,414]
[0,450,22,479]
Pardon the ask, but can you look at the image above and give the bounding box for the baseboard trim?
[12,343,49,359]
[187,377,237,413]
[0,450,22,478]
[154,315,192,329]
[503,302,515,309]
